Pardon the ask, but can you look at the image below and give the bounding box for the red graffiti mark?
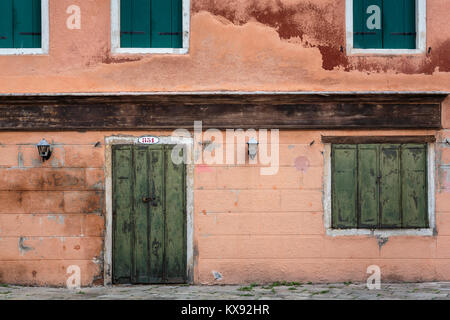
[294,156,310,172]
[196,164,213,173]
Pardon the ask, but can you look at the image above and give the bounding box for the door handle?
[142,196,158,206]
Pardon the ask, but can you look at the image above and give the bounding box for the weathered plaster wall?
[0,123,449,285]
[0,0,449,93]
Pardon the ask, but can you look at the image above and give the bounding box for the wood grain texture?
[0,94,445,130]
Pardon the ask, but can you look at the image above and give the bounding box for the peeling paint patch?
[212,270,223,281]
[376,235,389,249]
[18,237,34,256]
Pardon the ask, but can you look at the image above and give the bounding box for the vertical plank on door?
[164,145,186,282]
[358,144,379,228]
[133,146,150,283]
[332,145,358,228]
[112,146,134,283]
[149,146,165,283]
[380,144,402,228]
[401,144,428,228]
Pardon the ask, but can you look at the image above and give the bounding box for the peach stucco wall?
[0,0,449,93]
[0,1,450,286]
[0,106,449,286]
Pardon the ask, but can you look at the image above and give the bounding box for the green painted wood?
[31,0,41,48]
[401,144,428,228]
[171,0,183,48]
[380,144,402,228]
[332,145,358,229]
[13,0,41,48]
[151,0,172,48]
[0,0,14,48]
[357,144,379,228]
[133,146,150,283]
[383,0,415,49]
[112,144,186,284]
[120,0,133,47]
[148,145,165,283]
[164,145,186,282]
[131,0,151,48]
[353,0,383,49]
[112,146,134,283]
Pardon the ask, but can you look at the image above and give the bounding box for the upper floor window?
[0,0,48,55]
[346,0,426,55]
[111,0,189,54]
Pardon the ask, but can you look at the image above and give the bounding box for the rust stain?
[193,0,450,74]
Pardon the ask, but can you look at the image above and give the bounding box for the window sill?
[326,228,434,237]
[111,47,188,55]
[347,48,426,56]
[0,48,48,55]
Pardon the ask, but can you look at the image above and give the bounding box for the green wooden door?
[112,144,186,284]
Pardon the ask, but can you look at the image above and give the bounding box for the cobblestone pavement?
[2,282,450,300]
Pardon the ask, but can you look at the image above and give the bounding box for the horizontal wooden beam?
[321,135,437,144]
[0,94,445,130]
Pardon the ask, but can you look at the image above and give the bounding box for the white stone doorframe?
[103,135,195,285]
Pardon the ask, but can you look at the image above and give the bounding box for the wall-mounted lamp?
[247,137,258,160]
[37,138,52,162]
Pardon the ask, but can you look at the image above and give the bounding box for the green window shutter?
[120,0,133,47]
[120,0,182,49]
[401,144,428,228]
[151,0,182,48]
[0,0,13,48]
[120,0,151,48]
[332,143,428,230]
[13,0,42,49]
[358,144,379,228]
[332,145,358,228]
[353,0,383,49]
[383,0,416,49]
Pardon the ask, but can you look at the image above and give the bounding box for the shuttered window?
[120,0,182,48]
[331,144,428,229]
[0,0,41,49]
[353,0,416,49]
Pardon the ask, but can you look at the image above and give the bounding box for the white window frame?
[0,0,49,55]
[111,0,190,54]
[323,142,436,237]
[346,0,426,55]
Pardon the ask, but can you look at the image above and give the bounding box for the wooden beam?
[0,94,445,130]
[321,135,437,144]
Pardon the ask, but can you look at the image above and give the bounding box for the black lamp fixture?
[37,138,52,161]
